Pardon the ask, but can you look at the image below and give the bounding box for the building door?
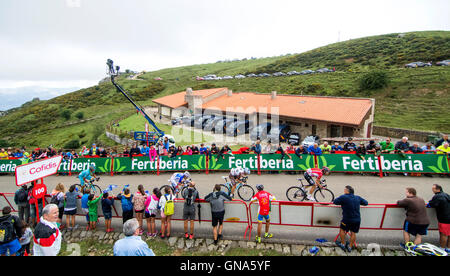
[366,123,372,138]
[343,126,354,137]
[312,124,317,136]
[330,125,341,137]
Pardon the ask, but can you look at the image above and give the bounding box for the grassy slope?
[1,31,449,149]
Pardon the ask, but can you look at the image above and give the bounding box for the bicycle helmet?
[183,171,191,179]
[413,243,448,256]
[322,166,330,174]
[243,167,251,175]
[404,242,419,256]
[256,184,264,191]
[89,164,96,172]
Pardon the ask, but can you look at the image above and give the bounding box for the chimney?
[271,91,277,100]
[227,89,233,97]
[186,88,193,95]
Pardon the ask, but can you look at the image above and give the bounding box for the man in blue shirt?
[114,218,155,256]
[308,143,322,156]
[140,145,150,156]
[333,186,368,253]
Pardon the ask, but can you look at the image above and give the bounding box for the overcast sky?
[0,0,448,109]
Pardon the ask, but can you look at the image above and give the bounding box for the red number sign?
[32,184,47,200]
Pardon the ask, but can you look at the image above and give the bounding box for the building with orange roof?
[152,87,375,139]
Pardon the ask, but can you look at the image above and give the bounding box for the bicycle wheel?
[74,184,85,196]
[90,185,102,196]
[218,184,230,195]
[237,185,255,201]
[159,185,174,194]
[286,186,307,202]
[314,188,334,203]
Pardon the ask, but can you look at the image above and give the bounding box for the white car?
[222,76,234,80]
[235,74,246,79]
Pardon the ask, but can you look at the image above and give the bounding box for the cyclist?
[78,164,98,188]
[229,167,250,197]
[304,166,330,201]
[169,171,191,194]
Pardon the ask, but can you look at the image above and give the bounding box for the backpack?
[164,195,174,216]
[0,216,15,243]
[147,196,159,213]
[50,192,63,208]
[121,195,133,212]
[16,188,28,203]
[185,188,195,206]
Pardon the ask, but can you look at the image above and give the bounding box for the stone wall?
[373,126,443,142]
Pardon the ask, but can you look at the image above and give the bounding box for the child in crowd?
[159,187,175,239]
[81,188,91,230]
[117,188,134,224]
[102,192,115,233]
[132,185,148,235]
[144,188,161,237]
[149,143,158,162]
[87,194,102,231]
[19,222,33,256]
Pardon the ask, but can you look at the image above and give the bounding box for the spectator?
[168,145,178,159]
[199,144,208,155]
[14,184,30,224]
[113,218,155,256]
[320,142,332,154]
[37,148,48,159]
[144,188,161,237]
[14,149,23,159]
[215,144,233,161]
[177,146,184,155]
[427,184,450,253]
[0,206,23,256]
[397,188,430,247]
[159,187,175,239]
[191,144,200,155]
[436,134,449,148]
[343,138,357,152]
[122,146,130,157]
[79,146,89,157]
[436,142,450,155]
[18,222,33,256]
[132,185,148,235]
[276,143,292,162]
[129,144,141,158]
[50,183,66,227]
[331,142,343,153]
[47,146,56,157]
[98,147,108,158]
[409,143,423,154]
[102,192,115,233]
[204,184,233,245]
[308,143,322,156]
[64,185,78,231]
[163,137,170,152]
[263,140,275,154]
[251,139,262,155]
[333,186,368,253]
[149,143,158,161]
[250,184,276,243]
[295,144,308,159]
[380,138,395,153]
[0,148,8,160]
[89,143,99,156]
[355,142,367,161]
[157,140,166,156]
[184,146,193,155]
[181,181,200,240]
[117,188,134,224]
[286,143,295,153]
[395,137,410,157]
[210,143,219,155]
[365,140,377,154]
[87,194,102,231]
[81,188,91,230]
[33,204,62,256]
[421,142,436,154]
[141,144,150,156]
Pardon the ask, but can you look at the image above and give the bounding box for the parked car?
[316,68,333,73]
[405,62,432,68]
[235,74,246,79]
[272,72,286,77]
[249,122,272,141]
[266,124,291,143]
[213,117,237,134]
[194,115,216,129]
[301,135,320,148]
[183,114,203,127]
[226,120,252,136]
[300,70,315,75]
[287,71,300,76]
[203,116,223,132]
[196,76,204,80]
[247,73,258,78]
[436,60,450,66]
[171,117,186,125]
[258,73,271,77]
[287,132,301,146]
[222,75,234,80]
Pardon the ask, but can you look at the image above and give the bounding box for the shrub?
[75,111,84,120]
[359,70,389,92]
[60,109,71,120]
[64,139,80,149]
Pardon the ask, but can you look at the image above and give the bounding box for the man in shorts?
[397,187,430,247]
[181,182,199,240]
[0,207,23,256]
[427,184,450,253]
[205,184,232,245]
[251,184,276,243]
[333,186,368,252]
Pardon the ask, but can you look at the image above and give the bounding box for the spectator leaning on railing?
[380,138,395,153]
[395,137,410,157]
[409,143,423,154]
[308,143,322,156]
[436,142,450,155]
[436,134,449,148]
[343,138,357,152]
[0,148,8,159]
[427,184,450,253]
[331,142,343,153]
[422,142,436,154]
[295,145,308,159]
[320,142,332,154]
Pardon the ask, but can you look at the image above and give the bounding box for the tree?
[75,111,84,120]
[60,109,71,120]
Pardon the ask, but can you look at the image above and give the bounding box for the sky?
[0,0,449,110]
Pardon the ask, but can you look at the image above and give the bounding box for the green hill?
[1,31,449,149]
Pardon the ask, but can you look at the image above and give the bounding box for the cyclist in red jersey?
[251,184,276,243]
[304,166,330,201]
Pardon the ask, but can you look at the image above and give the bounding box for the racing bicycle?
[286,177,334,203]
[219,176,255,201]
[75,177,102,195]
[160,179,194,199]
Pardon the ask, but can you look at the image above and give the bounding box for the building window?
[305,123,309,128]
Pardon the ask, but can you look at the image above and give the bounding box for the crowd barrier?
[0,193,439,241]
[0,153,449,176]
